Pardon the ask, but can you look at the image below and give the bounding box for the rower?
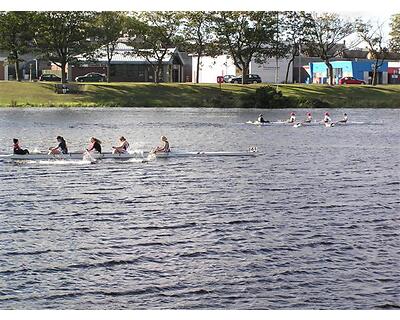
[257,114,269,123]
[338,113,348,123]
[49,136,68,155]
[13,138,29,155]
[87,137,102,153]
[305,112,312,123]
[112,136,130,154]
[323,112,332,123]
[288,112,296,123]
[153,136,170,153]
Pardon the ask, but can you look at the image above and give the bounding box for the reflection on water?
[0,108,399,309]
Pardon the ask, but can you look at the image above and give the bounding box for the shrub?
[241,86,292,108]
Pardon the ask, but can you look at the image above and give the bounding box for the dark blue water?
[0,108,399,309]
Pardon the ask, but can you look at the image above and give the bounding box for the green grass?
[0,81,399,108]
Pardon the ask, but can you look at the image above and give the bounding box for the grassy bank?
[0,81,399,108]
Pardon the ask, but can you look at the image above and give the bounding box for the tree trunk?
[372,60,378,86]
[14,59,20,82]
[61,59,67,83]
[107,60,111,83]
[156,64,162,83]
[325,60,334,85]
[196,53,201,83]
[242,64,249,84]
[285,56,295,84]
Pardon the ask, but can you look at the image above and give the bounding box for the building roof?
[77,43,180,65]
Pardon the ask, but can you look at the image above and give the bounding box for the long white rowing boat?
[247,120,378,127]
[2,149,257,161]
[151,150,257,158]
[2,151,148,161]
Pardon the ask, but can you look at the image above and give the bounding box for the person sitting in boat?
[257,114,269,123]
[288,112,296,123]
[153,136,170,153]
[323,112,332,123]
[112,136,130,154]
[49,136,68,155]
[13,138,29,155]
[87,137,102,153]
[305,112,312,123]
[338,113,348,123]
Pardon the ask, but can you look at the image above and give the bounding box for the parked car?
[228,74,262,84]
[75,72,106,82]
[338,77,365,85]
[223,75,235,83]
[39,74,61,82]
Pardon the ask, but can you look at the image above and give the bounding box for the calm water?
[0,108,399,309]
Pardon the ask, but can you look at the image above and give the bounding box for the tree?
[280,11,314,83]
[92,12,127,82]
[306,13,358,85]
[0,11,36,81]
[357,20,388,85]
[126,12,184,83]
[213,11,277,84]
[181,11,217,83]
[33,12,99,83]
[389,14,400,53]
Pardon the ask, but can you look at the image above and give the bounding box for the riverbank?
[0,81,399,108]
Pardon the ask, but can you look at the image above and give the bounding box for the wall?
[250,57,292,83]
[352,61,388,81]
[310,61,353,84]
[310,60,389,84]
[192,55,236,83]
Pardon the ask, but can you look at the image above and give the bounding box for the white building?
[250,57,292,83]
[192,55,236,83]
[192,54,292,83]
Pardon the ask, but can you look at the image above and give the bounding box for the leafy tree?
[306,13,358,85]
[389,14,400,53]
[33,12,99,83]
[126,12,184,83]
[280,11,314,83]
[181,11,217,83]
[92,11,128,82]
[213,11,277,84]
[0,11,36,81]
[357,20,388,85]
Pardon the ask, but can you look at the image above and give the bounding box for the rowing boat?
[151,150,257,158]
[4,151,148,161]
[3,149,257,161]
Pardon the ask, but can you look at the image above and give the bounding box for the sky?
[2,0,400,13]
[0,0,397,45]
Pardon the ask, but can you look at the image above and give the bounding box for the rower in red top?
[305,112,312,123]
[87,137,102,153]
[13,138,29,155]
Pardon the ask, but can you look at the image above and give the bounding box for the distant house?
[70,43,191,83]
[0,50,50,81]
[191,54,292,83]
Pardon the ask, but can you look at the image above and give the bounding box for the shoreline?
[0,82,399,108]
